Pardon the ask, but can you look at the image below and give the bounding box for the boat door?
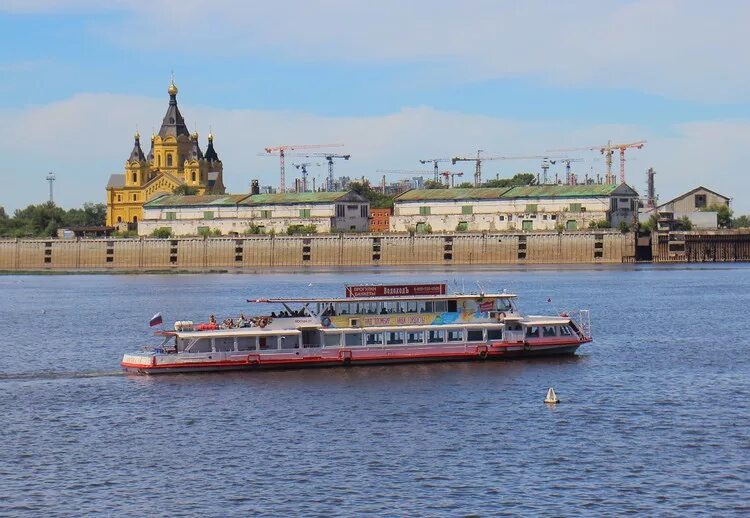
[504,323,524,343]
[300,328,322,350]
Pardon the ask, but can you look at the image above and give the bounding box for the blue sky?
[1,1,750,212]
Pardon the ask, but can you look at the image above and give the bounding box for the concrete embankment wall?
[0,231,635,271]
[652,230,750,262]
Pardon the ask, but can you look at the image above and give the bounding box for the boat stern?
[121,353,157,373]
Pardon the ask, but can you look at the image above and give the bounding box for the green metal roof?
[143,194,250,208]
[502,184,619,198]
[395,188,513,201]
[396,184,623,202]
[238,192,353,206]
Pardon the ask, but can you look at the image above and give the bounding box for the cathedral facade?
[106,81,226,227]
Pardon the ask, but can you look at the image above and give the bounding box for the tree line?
[0,202,107,238]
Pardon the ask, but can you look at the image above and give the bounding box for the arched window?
[133,216,138,223]
[132,173,137,183]
[117,216,122,223]
[191,171,196,182]
[167,154,173,167]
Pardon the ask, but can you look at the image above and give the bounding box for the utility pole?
[46,172,56,203]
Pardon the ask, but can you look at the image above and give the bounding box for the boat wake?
[0,370,126,382]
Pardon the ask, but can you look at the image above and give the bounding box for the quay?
[1,229,748,272]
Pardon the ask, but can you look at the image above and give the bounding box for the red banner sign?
[345,283,447,298]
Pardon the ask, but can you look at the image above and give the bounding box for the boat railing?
[566,310,592,339]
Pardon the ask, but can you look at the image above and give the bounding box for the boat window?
[487,328,503,340]
[192,338,212,353]
[280,336,299,349]
[427,329,445,343]
[365,333,384,346]
[525,326,540,338]
[407,330,424,344]
[421,301,433,313]
[361,301,378,314]
[214,337,235,352]
[405,300,418,313]
[560,325,573,336]
[434,301,447,313]
[177,338,191,352]
[447,300,458,312]
[467,329,484,342]
[542,326,557,337]
[344,333,363,347]
[447,329,464,342]
[338,302,351,315]
[259,336,278,350]
[237,336,257,351]
[496,299,513,311]
[324,333,342,347]
[386,331,405,345]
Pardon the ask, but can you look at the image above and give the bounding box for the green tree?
[286,224,318,235]
[423,180,446,189]
[173,185,200,195]
[151,227,172,238]
[732,215,750,228]
[64,203,107,227]
[482,173,537,188]
[673,216,693,231]
[348,181,394,208]
[455,182,474,189]
[702,202,733,228]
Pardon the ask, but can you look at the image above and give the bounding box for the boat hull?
[121,341,586,375]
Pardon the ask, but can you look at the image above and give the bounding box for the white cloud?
[3,0,749,102]
[0,93,746,212]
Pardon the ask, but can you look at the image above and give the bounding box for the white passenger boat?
[121,283,592,374]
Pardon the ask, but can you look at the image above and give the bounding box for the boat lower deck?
[122,341,585,374]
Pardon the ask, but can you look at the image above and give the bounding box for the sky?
[1,0,749,212]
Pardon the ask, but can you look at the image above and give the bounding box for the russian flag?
[149,312,163,327]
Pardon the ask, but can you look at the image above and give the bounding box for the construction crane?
[303,153,351,192]
[452,151,567,186]
[262,144,343,193]
[292,162,320,193]
[556,158,584,185]
[418,158,452,183]
[442,171,464,188]
[548,140,646,184]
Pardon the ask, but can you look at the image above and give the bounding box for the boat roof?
[524,316,571,325]
[250,293,516,304]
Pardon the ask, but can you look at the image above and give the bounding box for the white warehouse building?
[391,184,639,233]
[139,192,370,236]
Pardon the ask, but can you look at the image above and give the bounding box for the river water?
[1,265,749,516]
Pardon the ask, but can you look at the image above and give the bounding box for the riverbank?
[1,229,748,272]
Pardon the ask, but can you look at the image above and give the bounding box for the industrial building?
[640,186,731,229]
[138,192,370,236]
[390,184,639,233]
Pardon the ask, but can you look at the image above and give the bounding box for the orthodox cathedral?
[106,81,225,227]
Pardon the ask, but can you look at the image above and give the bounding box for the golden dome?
[134,131,140,140]
[168,80,178,96]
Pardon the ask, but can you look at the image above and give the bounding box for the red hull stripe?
[122,341,584,371]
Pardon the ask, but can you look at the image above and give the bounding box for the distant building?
[369,208,392,232]
[139,192,370,236]
[658,186,730,212]
[641,186,732,229]
[391,184,639,233]
[106,80,226,228]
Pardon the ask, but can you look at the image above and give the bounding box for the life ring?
[478,350,488,360]
[496,311,506,321]
[258,318,267,328]
[321,317,331,328]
